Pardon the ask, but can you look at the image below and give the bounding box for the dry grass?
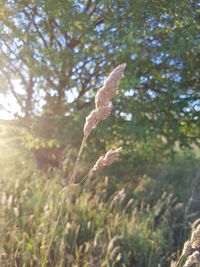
[172,220,200,267]
[42,64,126,267]
[1,169,175,267]
[2,153,200,266]
[1,64,200,266]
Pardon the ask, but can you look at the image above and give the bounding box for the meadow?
[1,1,200,266]
[1,66,200,266]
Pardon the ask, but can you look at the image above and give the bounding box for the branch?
[1,69,25,111]
[23,9,49,48]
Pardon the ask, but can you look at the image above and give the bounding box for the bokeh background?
[0,1,200,266]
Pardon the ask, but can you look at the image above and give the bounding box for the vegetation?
[1,141,200,266]
[0,0,200,266]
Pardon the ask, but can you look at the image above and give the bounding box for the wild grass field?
[1,65,200,267]
[1,1,200,266]
[1,138,200,267]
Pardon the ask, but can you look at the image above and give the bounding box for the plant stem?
[41,190,67,267]
[42,135,87,267]
[68,135,87,185]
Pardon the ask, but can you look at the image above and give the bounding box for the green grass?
[1,125,200,266]
[1,151,200,266]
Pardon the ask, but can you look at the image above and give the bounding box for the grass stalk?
[42,135,87,267]
[41,64,125,267]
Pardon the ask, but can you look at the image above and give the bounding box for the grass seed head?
[170,261,177,267]
[95,63,126,108]
[83,104,112,137]
[92,156,105,172]
[103,147,122,166]
[91,147,122,174]
[181,241,192,257]
[183,251,200,267]
[191,225,200,249]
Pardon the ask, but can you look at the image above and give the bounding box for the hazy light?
[0,79,22,120]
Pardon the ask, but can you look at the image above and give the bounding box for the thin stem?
[77,171,91,185]
[68,135,87,185]
[41,190,67,267]
[42,135,87,267]
[175,255,186,267]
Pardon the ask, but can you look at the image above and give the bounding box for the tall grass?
[171,219,200,267]
[1,147,200,266]
[1,167,174,267]
[1,64,200,267]
[42,64,126,266]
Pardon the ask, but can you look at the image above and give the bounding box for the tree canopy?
[0,0,199,164]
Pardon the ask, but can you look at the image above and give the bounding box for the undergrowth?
[1,64,200,267]
[1,150,200,266]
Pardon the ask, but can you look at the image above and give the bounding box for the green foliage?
[0,1,200,266]
[1,143,200,266]
[0,0,199,162]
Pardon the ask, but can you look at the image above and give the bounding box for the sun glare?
[0,79,22,120]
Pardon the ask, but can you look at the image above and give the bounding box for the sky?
[0,79,22,120]
[0,94,20,120]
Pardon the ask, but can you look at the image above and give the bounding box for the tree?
[0,1,115,118]
[0,0,199,166]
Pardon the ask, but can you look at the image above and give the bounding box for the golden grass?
[42,64,126,267]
